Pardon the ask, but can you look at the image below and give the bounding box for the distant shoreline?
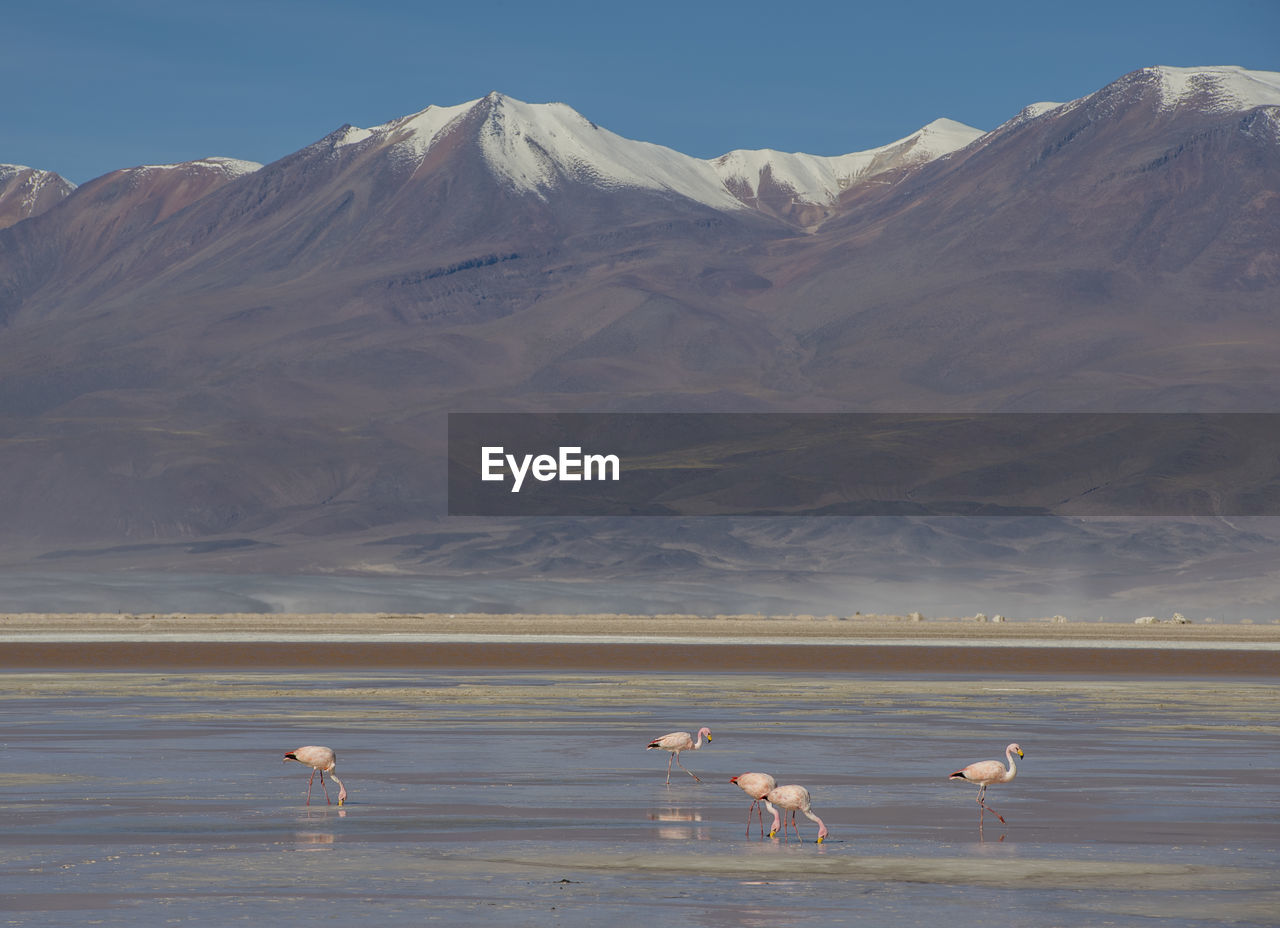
[5,611,1279,637]
[3,613,1277,673]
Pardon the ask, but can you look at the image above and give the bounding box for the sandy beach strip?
[3,613,1278,673]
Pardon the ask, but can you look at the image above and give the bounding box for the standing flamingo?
[765,784,827,844]
[646,727,712,784]
[283,745,348,806]
[949,742,1023,825]
[730,772,777,837]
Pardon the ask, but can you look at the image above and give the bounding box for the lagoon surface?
[2,669,1277,926]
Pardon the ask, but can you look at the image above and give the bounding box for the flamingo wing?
[766,784,811,809]
[285,745,336,770]
[647,732,693,751]
[732,772,776,799]
[950,759,1006,784]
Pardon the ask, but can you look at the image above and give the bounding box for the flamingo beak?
[817,835,826,844]
[706,735,712,742]
[1017,748,1025,757]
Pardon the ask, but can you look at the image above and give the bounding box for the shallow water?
[1,671,1277,926]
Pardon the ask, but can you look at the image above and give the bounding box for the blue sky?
[5,0,1276,184]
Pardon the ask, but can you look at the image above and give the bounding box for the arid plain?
[4,611,1278,674]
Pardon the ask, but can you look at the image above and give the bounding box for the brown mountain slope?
[0,69,1278,616]
[749,70,1280,410]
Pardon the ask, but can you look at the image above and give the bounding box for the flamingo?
[949,742,1023,825]
[646,727,711,784]
[729,772,777,837]
[765,784,828,844]
[283,745,347,806]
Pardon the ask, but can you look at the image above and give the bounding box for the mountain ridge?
[6,64,1275,235]
[1,91,983,236]
[1,65,1279,616]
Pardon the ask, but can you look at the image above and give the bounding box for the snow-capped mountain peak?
[903,117,987,159]
[471,93,746,208]
[1150,65,1280,112]
[0,163,77,228]
[351,92,745,211]
[322,93,979,222]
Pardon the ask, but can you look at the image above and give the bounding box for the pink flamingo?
[283,745,348,806]
[949,742,1023,825]
[646,727,712,784]
[765,784,828,844]
[729,772,777,837]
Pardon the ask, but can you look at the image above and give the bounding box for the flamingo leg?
[318,770,332,805]
[665,753,674,785]
[305,769,316,805]
[674,753,701,782]
[975,785,1006,825]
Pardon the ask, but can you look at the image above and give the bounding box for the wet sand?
[3,612,1279,673]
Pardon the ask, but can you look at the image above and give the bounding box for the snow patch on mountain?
[475,93,745,209]
[334,125,375,148]
[991,101,1067,136]
[138,157,263,177]
[0,164,77,225]
[711,117,982,207]
[376,99,477,171]
[1152,66,1280,112]
[708,149,843,206]
[1023,102,1065,119]
[900,118,987,160]
[0,163,76,189]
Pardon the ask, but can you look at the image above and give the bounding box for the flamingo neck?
[764,800,780,835]
[804,809,827,838]
[1004,749,1018,781]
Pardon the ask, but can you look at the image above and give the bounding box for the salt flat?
[2,667,1276,927]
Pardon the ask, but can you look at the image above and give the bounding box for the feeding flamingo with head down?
[283,745,347,806]
[949,742,1023,825]
[765,784,828,844]
[646,727,712,784]
[729,772,777,837]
